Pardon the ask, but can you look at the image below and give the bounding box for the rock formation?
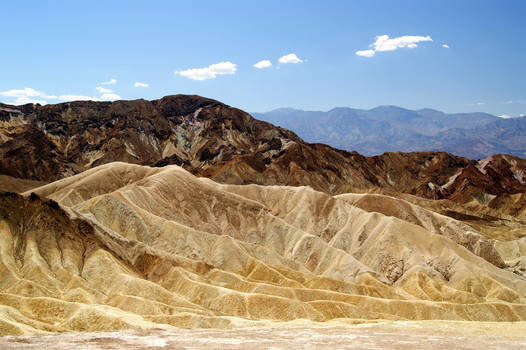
[0,162,525,335]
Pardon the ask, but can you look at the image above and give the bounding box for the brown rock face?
[0,96,300,181]
[1,95,526,205]
[0,191,98,269]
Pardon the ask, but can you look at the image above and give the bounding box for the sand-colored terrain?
[1,321,526,349]
[0,162,525,335]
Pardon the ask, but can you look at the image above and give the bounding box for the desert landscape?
[0,96,526,348]
[2,1,525,347]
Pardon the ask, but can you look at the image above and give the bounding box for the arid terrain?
[1,96,526,348]
[2,321,526,349]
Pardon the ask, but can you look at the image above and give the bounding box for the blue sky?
[1,0,525,117]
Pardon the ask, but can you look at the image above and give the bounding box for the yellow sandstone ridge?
[0,162,524,335]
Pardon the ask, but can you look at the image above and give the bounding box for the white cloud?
[9,96,49,105]
[469,102,486,106]
[442,44,450,49]
[1,86,122,105]
[208,61,237,75]
[355,49,376,58]
[175,61,237,80]
[278,53,303,64]
[99,93,121,101]
[520,114,526,117]
[253,60,272,69]
[498,114,513,119]
[96,86,113,93]
[101,78,117,85]
[0,87,55,99]
[176,67,214,81]
[374,35,432,51]
[356,34,432,57]
[134,82,149,87]
[58,95,98,102]
[96,84,123,99]
[0,87,57,105]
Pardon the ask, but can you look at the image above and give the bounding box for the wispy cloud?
[1,85,122,105]
[134,82,149,87]
[96,83,122,99]
[469,102,486,106]
[355,49,375,58]
[99,93,121,101]
[58,94,98,102]
[278,53,303,64]
[356,34,432,58]
[96,86,113,93]
[374,35,432,51]
[58,95,98,101]
[101,78,117,85]
[4,96,48,105]
[442,44,450,49]
[0,88,56,99]
[175,61,237,80]
[254,60,272,69]
[0,88,56,105]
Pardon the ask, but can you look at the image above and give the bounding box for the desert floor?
[1,321,526,349]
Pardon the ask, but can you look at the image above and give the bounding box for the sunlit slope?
[1,162,525,335]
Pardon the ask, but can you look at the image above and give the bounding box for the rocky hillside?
[1,162,525,335]
[2,96,526,206]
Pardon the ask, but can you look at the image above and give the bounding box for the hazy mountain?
[252,106,525,159]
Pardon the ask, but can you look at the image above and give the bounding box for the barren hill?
[0,162,525,335]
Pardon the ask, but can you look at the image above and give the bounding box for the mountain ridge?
[252,106,524,159]
[2,95,526,209]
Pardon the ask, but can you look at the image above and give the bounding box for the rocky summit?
[0,96,526,336]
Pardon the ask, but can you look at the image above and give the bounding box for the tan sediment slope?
[1,162,525,335]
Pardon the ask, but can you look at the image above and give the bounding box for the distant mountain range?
[252,106,526,159]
